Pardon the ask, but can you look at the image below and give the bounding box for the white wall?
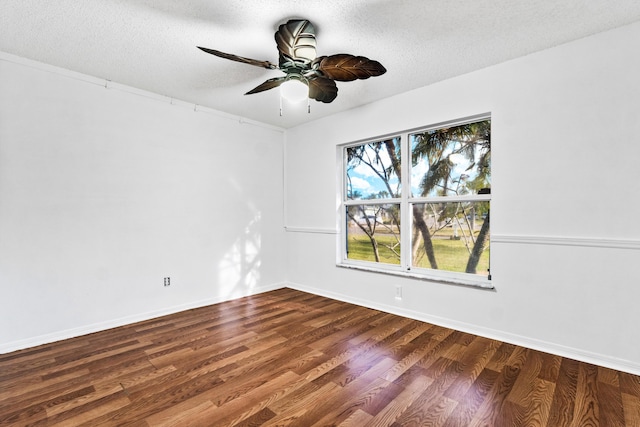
[284,21,640,374]
[3,21,640,375]
[0,55,286,352]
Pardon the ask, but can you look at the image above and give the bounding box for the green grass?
[347,233,490,276]
[347,234,401,265]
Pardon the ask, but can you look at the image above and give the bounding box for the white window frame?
[337,114,493,289]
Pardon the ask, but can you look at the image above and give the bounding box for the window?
[339,115,491,287]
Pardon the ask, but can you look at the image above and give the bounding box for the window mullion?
[400,132,411,271]
[343,198,402,206]
[339,115,491,287]
[411,194,491,204]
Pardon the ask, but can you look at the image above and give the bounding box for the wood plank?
[283,357,399,426]
[49,395,131,427]
[597,381,625,427]
[443,336,501,399]
[339,409,374,426]
[392,357,463,425]
[571,362,599,427]
[183,370,303,426]
[620,371,640,395]
[506,349,544,407]
[0,288,639,426]
[515,377,556,426]
[621,392,640,426]
[546,356,580,427]
[466,362,523,427]
[263,382,341,426]
[441,367,500,427]
[365,374,434,427]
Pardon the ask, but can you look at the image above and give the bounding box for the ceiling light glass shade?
[280,79,308,103]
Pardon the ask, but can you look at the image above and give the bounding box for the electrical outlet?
[395,284,402,300]
[164,277,170,287]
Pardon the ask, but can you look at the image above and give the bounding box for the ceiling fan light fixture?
[280,77,309,103]
[197,19,386,108]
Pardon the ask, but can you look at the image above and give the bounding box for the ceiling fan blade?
[245,77,287,95]
[308,77,338,103]
[275,19,317,68]
[197,46,277,70]
[314,54,386,81]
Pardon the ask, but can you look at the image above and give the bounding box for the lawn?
[347,232,490,276]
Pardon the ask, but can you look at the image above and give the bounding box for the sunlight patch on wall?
[217,213,262,299]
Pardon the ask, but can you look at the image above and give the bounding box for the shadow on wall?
[216,211,262,300]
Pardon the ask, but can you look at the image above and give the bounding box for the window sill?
[336,262,495,290]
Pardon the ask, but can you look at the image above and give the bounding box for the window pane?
[346,204,401,265]
[410,120,490,198]
[346,137,401,200]
[411,201,490,276]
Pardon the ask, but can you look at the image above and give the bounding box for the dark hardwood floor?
[1,288,639,426]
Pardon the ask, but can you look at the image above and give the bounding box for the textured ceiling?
[2,1,640,128]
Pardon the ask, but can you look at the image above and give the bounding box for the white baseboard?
[286,282,640,376]
[0,282,286,354]
[6,281,639,377]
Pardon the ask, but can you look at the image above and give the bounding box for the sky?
[347,140,484,199]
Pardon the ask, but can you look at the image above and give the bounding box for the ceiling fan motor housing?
[197,18,386,104]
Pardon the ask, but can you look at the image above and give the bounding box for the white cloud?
[411,160,428,193]
[350,176,373,192]
[449,153,465,165]
[353,162,378,178]
[349,144,394,178]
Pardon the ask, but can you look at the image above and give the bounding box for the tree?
[346,139,401,263]
[345,120,490,274]
[411,120,491,273]
[466,209,489,274]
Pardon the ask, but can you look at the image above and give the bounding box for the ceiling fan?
[197,19,386,104]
